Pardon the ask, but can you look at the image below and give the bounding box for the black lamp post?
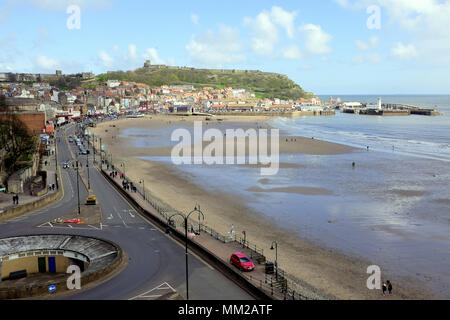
[270,241,278,280]
[86,152,90,190]
[92,135,96,164]
[168,206,205,300]
[139,180,145,200]
[76,160,81,215]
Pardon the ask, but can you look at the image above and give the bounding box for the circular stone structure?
[0,235,123,299]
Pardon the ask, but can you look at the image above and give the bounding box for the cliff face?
[98,66,314,100]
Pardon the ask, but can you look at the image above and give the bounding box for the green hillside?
[96,66,314,100]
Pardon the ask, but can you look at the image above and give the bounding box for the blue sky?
[1,0,450,94]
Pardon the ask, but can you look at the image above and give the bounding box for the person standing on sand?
[382,282,387,296]
[387,281,393,295]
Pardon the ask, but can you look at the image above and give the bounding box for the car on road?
[230,252,255,272]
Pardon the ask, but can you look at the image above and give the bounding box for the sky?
[1,0,450,95]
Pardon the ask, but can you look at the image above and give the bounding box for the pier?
[340,100,441,116]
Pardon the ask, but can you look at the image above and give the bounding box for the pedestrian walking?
[382,283,387,296]
[16,194,19,205]
[52,184,55,191]
[12,195,16,205]
[387,281,393,295]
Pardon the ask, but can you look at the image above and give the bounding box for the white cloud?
[367,53,382,64]
[355,36,378,51]
[352,55,365,64]
[167,57,176,66]
[283,45,303,59]
[98,50,114,68]
[142,48,165,65]
[186,25,246,67]
[270,6,298,39]
[352,53,382,64]
[336,0,450,64]
[244,6,298,56]
[391,42,418,60]
[300,24,332,55]
[35,55,59,70]
[245,11,279,55]
[190,13,199,25]
[0,63,13,71]
[128,44,137,60]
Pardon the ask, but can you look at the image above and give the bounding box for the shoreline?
[91,115,437,300]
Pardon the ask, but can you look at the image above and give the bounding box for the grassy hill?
[96,66,314,100]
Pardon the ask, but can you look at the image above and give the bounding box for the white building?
[107,80,121,88]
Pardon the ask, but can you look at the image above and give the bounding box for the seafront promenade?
[100,161,329,300]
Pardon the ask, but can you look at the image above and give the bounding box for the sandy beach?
[91,115,437,300]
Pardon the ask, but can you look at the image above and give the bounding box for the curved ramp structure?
[0,235,123,299]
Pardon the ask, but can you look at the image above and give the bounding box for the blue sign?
[48,285,56,293]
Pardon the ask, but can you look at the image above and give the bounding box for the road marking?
[128,282,177,301]
[68,224,73,228]
[88,224,100,230]
[37,222,54,228]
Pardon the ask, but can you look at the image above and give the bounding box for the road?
[0,121,253,300]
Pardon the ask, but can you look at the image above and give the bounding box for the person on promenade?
[387,281,393,295]
[12,195,16,205]
[382,282,387,296]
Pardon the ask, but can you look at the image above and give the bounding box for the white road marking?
[128,282,176,300]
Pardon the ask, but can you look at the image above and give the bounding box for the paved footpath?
[0,150,58,216]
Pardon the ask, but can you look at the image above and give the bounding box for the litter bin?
[265,261,274,274]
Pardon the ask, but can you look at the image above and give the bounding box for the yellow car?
[86,196,97,205]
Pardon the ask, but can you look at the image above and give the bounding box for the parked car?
[230,252,255,271]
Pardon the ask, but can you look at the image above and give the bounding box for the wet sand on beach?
[92,115,436,300]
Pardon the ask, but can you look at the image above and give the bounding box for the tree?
[0,99,36,172]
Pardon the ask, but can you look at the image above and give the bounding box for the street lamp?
[139,180,145,200]
[167,206,205,300]
[76,160,81,216]
[270,241,278,280]
[92,134,96,164]
[86,153,90,190]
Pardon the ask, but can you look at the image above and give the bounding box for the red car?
[230,252,255,272]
